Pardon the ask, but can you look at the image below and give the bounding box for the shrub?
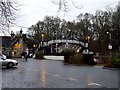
[61,49,76,63]
[109,52,120,68]
[35,50,44,59]
[62,49,83,65]
[74,53,83,64]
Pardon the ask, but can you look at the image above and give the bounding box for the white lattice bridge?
[43,39,85,47]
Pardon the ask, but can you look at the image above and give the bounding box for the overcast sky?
[10,0,120,33]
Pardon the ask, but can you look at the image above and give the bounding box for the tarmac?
[2,58,119,88]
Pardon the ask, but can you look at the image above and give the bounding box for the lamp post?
[33,44,37,54]
[55,31,58,53]
[66,28,71,48]
[41,33,44,42]
[84,36,90,53]
[41,33,44,53]
[87,36,90,43]
[87,36,90,53]
[107,31,112,56]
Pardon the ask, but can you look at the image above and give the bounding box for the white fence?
[43,39,84,46]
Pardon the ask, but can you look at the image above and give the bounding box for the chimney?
[11,31,15,40]
[20,28,23,37]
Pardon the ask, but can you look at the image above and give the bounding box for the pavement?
[44,55,64,61]
[1,58,119,88]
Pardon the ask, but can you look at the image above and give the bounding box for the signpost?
[108,44,112,56]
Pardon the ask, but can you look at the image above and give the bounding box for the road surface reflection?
[40,61,47,87]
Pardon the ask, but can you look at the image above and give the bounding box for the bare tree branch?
[52,0,82,20]
[0,0,18,35]
[72,0,82,9]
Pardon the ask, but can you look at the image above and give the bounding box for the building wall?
[12,38,28,58]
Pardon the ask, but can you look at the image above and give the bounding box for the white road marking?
[88,82,101,86]
[54,74,60,77]
[69,77,78,81]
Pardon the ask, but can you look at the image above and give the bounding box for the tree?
[92,10,112,41]
[91,10,113,55]
[112,5,120,51]
[77,13,93,42]
[43,16,61,40]
[52,0,82,20]
[28,16,62,42]
[0,0,18,35]
[27,1,120,54]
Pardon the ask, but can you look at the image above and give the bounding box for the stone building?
[0,30,38,58]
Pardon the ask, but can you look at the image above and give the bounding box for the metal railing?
[43,39,85,46]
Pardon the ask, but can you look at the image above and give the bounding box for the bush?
[74,53,83,64]
[61,49,76,63]
[62,49,83,65]
[35,50,44,59]
[109,52,120,68]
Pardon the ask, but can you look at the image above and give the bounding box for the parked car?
[0,53,18,68]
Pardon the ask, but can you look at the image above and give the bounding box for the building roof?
[11,34,37,48]
[0,33,37,48]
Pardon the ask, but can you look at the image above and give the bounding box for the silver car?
[0,54,18,68]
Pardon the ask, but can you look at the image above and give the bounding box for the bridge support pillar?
[85,43,89,53]
[51,46,53,53]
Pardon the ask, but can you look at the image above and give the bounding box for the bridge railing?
[43,39,85,47]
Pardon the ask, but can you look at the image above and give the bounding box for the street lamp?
[84,36,90,53]
[41,33,44,41]
[107,31,112,56]
[87,36,90,53]
[41,33,44,53]
[87,36,90,43]
[55,31,58,53]
[33,44,37,54]
[66,28,71,48]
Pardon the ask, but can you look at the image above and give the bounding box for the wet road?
[1,58,119,88]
